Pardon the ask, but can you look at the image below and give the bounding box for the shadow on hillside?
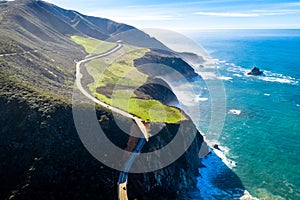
[196,150,248,199]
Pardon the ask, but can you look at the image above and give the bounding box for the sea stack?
[247,67,264,76]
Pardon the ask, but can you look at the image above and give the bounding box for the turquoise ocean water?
[189,30,300,199]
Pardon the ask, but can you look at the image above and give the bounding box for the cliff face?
[1,61,203,200]
[0,83,204,200]
[134,79,180,106]
[134,50,200,79]
[127,121,203,200]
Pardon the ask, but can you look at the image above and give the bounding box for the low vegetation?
[72,36,185,123]
[71,35,116,54]
[86,48,149,90]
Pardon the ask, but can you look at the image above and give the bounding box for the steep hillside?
[0,1,211,199]
[0,0,171,99]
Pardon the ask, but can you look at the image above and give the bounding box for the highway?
[117,138,146,200]
[75,44,148,200]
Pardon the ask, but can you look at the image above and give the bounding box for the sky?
[45,0,300,31]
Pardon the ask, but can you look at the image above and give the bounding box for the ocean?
[188,29,300,200]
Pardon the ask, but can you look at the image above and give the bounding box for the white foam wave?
[198,151,235,199]
[233,74,243,77]
[195,97,209,102]
[227,65,249,74]
[212,58,227,65]
[264,93,271,96]
[213,148,237,168]
[229,109,242,115]
[240,191,259,200]
[217,60,299,85]
[259,76,298,85]
[218,76,233,81]
[197,147,257,200]
[203,140,236,169]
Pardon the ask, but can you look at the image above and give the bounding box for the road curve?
[75,44,151,128]
[75,44,149,136]
[75,44,148,200]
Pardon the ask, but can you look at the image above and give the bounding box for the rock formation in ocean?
[247,67,264,76]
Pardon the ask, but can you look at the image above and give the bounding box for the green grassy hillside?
[71,36,116,54]
[72,36,186,123]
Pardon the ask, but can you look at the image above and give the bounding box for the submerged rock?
[247,67,264,76]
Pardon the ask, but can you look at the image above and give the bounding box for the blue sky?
[46,0,300,31]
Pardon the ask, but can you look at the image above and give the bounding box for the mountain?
[0,1,246,199]
[0,0,169,45]
[0,0,171,99]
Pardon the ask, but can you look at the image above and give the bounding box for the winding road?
[75,44,148,200]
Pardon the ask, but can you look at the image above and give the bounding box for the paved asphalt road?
[75,44,148,200]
